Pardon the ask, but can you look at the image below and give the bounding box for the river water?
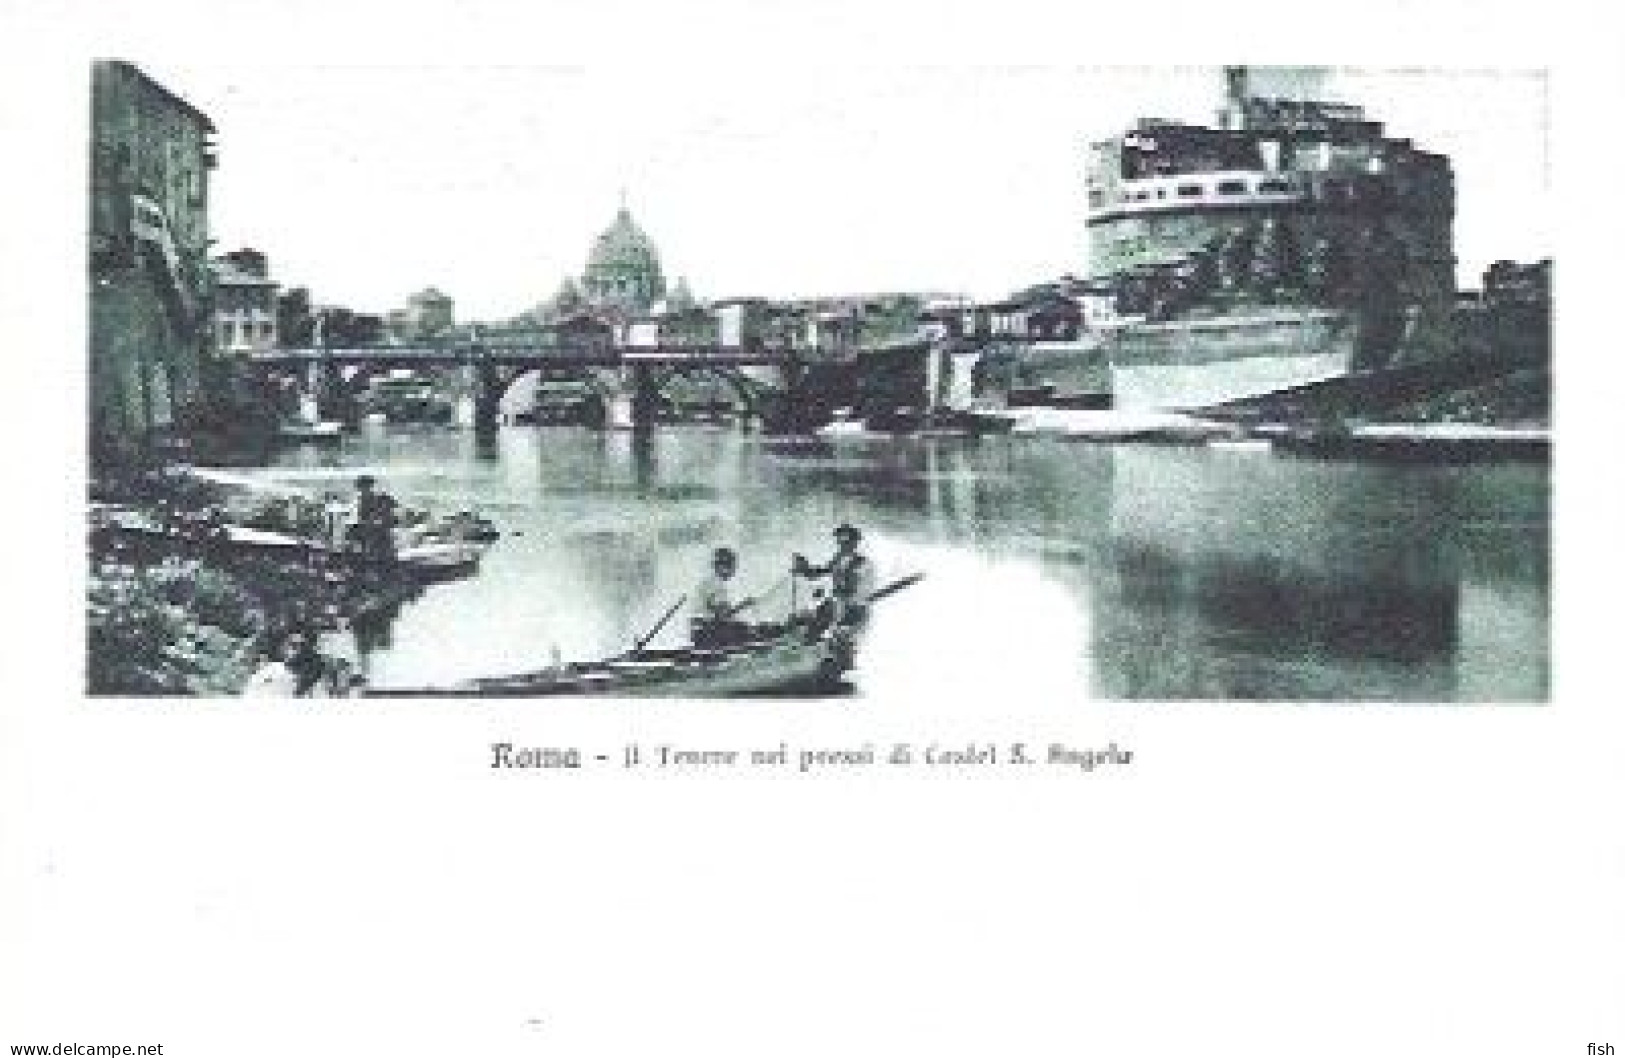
[265,423,1549,702]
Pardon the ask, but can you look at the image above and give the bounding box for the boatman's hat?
[833,523,861,542]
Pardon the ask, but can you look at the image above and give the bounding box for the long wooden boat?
[366,627,856,698]
[368,573,924,698]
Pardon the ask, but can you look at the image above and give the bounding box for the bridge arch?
[486,363,777,421]
[685,365,773,414]
[246,344,809,431]
[652,363,790,412]
[336,362,387,402]
[241,360,308,417]
[489,364,617,415]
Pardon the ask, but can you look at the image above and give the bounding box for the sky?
[145,64,1550,322]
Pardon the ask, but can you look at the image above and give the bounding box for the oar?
[631,595,687,654]
[719,571,791,619]
[867,572,924,604]
[720,597,756,619]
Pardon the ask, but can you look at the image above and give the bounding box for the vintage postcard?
[4,8,1618,1054]
[84,64,1549,703]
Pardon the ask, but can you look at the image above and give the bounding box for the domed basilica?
[580,206,666,316]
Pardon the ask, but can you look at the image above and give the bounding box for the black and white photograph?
[5,4,1620,1054]
[85,63,1550,700]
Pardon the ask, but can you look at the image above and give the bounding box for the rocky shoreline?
[87,473,417,697]
[88,555,266,695]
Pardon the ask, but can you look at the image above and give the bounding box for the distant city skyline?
[149,64,1549,321]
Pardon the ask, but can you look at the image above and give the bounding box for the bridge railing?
[244,343,813,365]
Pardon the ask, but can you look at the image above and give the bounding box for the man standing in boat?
[691,547,757,648]
[794,523,877,638]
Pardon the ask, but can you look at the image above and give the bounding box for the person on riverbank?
[285,629,330,697]
[316,607,367,695]
[323,492,351,550]
[691,547,756,648]
[793,523,877,639]
[350,475,398,572]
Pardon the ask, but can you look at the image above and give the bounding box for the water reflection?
[270,426,1549,701]
[1086,450,1463,699]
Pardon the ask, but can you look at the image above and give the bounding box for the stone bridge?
[246,343,819,433]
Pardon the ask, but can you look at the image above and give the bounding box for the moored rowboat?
[95,509,486,582]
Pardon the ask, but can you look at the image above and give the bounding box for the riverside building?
[211,248,279,355]
[88,60,217,458]
[1083,65,1457,409]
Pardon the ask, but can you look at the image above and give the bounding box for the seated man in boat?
[793,523,877,642]
[690,547,758,649]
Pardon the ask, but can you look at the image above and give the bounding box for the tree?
[276,287,315,348]
[1248,217,1300,298]
[350,313,385,346]
[1303,236,1348,303]
[1187,247,1218,300]
[1214,225,1256,296]
[319,308,384,347]
[1348,222,1407,367]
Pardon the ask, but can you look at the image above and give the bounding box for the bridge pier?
[473,358,502,440]
[300,359,345,422]
[630,364,661,432]
[928,343,980,413]
[758,356,814,433]
[598,394,629,430]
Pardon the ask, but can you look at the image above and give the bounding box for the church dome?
[582,207,666,314]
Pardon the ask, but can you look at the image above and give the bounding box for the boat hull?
[1101,308,1359,411]
[369,631,852,698]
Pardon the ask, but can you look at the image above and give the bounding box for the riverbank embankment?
[88,471,413,696]
[1211,359,1549,430]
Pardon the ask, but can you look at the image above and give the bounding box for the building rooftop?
[211,260,277,287]
[97,60,217,133]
